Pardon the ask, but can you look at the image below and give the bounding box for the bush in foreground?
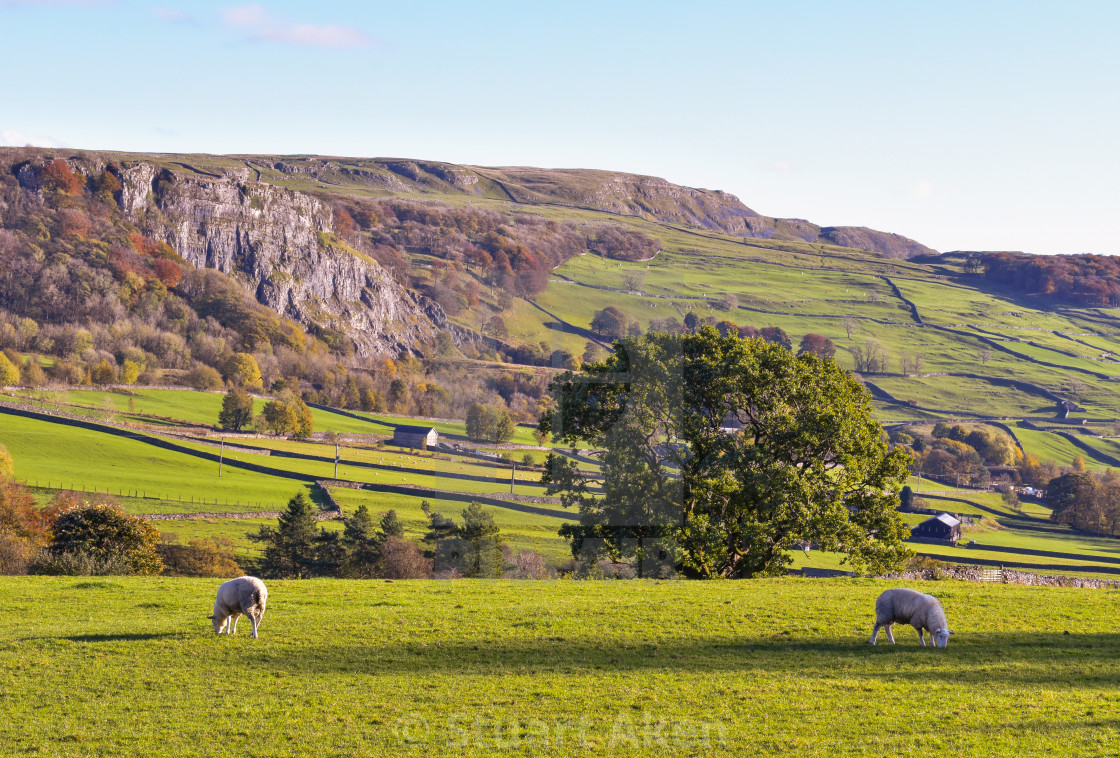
[38,495,163,575]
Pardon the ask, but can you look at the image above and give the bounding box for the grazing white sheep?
[210,576,268,639]
[869,588,954,648]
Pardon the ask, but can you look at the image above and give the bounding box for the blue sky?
[2,0,1117,255]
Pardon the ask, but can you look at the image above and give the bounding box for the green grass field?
[7,398,1120,577]
[1014,425,1112,472]
[2,577,1118,757]
[0,413,313,508]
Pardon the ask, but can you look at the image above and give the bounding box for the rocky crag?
[115,163,444,357]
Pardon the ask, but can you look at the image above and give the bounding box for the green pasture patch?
[1014,425,1112,471]
[872,374,1054,417]
[2,577,1119,756]
[12,388,230,427]
[999,341,1119,376]
[961,520,1120,562]
[1074,435,1120,461]
[0,412,313,507]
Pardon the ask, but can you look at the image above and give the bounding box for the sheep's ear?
[948,630,955,635]
[207,615,214,619]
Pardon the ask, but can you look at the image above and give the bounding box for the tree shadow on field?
[262,632,1120,688]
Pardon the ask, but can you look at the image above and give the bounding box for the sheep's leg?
[916,626,925,646]
[230,613,241,635]
[884,624,896,644]
[218,616,229,634]
[250,612,261,639]
[870,623,882,645]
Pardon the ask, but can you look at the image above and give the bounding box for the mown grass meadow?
[1,577,1118,757]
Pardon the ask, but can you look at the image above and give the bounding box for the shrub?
[504,548,556,579]
[184,364,223,390]
[380,536,433,579]
[158,536,241,577]
[31,550,139,576]
[43,496,163,575]
[0,443,13,480]
[0,353,18,386]
[0,479,51,575]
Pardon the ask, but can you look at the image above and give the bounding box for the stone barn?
[392,425,438,449]
[910,513,962,543]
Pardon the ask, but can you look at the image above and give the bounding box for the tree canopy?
[591,307,629,339]
[218,387,255,431]
[540,327,911,578]
[465,402,516,443]
[260,392,314,439]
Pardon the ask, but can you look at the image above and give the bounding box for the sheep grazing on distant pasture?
[869,588,954,648]
[210,576,268,639]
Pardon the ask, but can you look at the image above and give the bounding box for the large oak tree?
[540,327,911,578]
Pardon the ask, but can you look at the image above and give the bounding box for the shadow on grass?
[62,632,187,643]
[254,632,1120,686]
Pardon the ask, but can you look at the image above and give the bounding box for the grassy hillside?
[5,387,1120,578]
[1,577,1117,757]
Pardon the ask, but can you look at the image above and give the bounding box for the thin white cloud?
[911,180,935,199]
[1,0,100,5]
[0,129,62,148]
[152,6,194,23]
[758,159,794,173]
[220,3,265,27]
[220,3,371,48]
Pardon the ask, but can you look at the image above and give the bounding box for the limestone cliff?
[118,164,443,357]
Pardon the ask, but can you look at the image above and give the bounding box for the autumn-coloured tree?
[153,258,183,288]
[484,315,508,339]
[40,159,84,195]
[0,353,18,386]
[334,205,357,238]
[260,392,313,439]
[90,358,117,385]
[225,352,263,391]
[120,360,141,385]
[218,387,255,431]
[0,478,52,574]
[798,333,837,360]
[759,326,792,350]
[96,167,123,203]
[59,209,92,238]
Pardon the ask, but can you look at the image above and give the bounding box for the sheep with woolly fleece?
[210,576,268,639]
[869,588,954,648]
